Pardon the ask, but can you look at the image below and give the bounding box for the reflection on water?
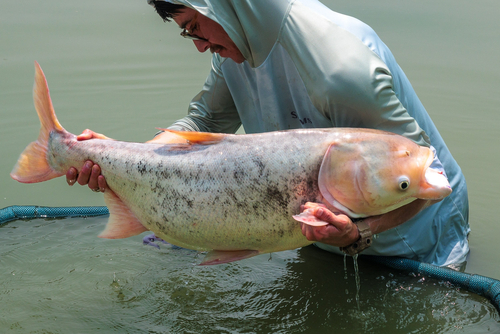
[1,217,498,333]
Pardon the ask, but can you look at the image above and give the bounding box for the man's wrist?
[350,222,361,244]
[339,220,373,256]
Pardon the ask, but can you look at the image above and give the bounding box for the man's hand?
[66,129,111,192]
[297,199,439,248]
[76,129,112,141]
[66,160,108,192]
[297,202,360,248]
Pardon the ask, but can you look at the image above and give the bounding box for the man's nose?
[194,40,210,53]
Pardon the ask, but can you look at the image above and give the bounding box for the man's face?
[173,7,246,64]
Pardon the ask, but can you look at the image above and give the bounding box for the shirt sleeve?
[169,54,241,134]
[280,1,431,147]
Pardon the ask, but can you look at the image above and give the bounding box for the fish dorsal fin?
[98,190,148,239]
[156,129,227,145]
[146,131,190,145]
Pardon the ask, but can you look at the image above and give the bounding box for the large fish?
[11,63,452,264]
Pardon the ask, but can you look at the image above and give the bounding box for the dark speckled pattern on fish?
[47,129,337,253]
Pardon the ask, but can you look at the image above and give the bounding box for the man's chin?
[231,57,246,64]
[226,53,246,63]
[216,49,245,63]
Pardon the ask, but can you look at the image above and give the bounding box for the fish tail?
[10,62,67,183]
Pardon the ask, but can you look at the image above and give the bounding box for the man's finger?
[77,160,93,185]
[310,206,351,232]
[302,202,327,210]
[97,175,107,193]
[87,164,101,190]
[76,129,94,141]
[66,167,78,186]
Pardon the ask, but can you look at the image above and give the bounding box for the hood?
[148,0,292,67]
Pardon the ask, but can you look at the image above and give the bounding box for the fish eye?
[399,177,410,191]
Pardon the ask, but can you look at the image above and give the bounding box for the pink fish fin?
[10,141,64,183]
[11,62,67,183]
[156,129,227,145]
[98,190,148,239]
[145,131,189,145]
[292,210,330,227]
[32,61,65,133]
[199,249,260,266]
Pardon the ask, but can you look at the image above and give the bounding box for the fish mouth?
[419,151,452,200]
[423,168,452,199]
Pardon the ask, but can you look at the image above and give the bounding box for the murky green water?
[1,0,499,332]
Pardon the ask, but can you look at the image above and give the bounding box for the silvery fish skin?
[49,129,330,253]
[11,63,452,265]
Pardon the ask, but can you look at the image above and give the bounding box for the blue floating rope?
[1,205,499,313]
[0,205,108,225]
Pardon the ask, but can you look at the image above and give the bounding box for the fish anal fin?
[156,129,227,145]
[99,190,148,239]
[200,249,260,265]
[292,210,330,227]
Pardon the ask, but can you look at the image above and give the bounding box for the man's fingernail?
[317,208,323,216]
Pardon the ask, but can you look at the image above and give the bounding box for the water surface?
[1,0,499,332]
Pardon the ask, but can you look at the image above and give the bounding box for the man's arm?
[298,199,438,248]
[168,54,241,133]
[66,54,239,190]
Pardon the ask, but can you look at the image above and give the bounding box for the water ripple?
[0,217,499,333]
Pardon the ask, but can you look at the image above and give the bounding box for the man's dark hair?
[150,1,186,22]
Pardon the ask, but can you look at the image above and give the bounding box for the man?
[67,0,469,268]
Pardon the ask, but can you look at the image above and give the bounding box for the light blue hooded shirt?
[149,0,470,266]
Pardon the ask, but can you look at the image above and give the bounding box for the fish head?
[318,131,452,217]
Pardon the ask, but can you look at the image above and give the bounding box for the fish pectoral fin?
[292,209,330,226]
[156,129,227,145]
[98,190,148,239]
[200,249,260,265]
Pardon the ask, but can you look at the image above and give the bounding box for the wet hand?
[66,161,108,193]
[298,202,359,247]
[76,129,112,141]
[66,129,111,192]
